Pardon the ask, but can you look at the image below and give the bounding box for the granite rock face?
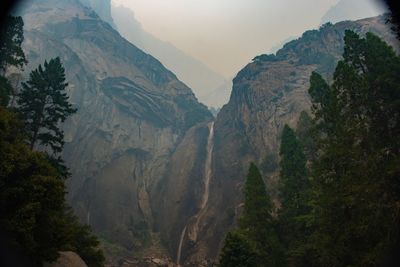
[12,1,399,265]
[174,16,399,265]
[79,0,115,28]
[111,4,227,108]
[15,0,212,259]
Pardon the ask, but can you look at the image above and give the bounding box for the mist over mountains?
[71,0,230,109]
[79,0,115,28]
[3,0,399,266]
[321,0,387,24]
[111,4,229,109]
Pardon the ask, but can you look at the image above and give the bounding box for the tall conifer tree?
[0,15,26,106]
[239,163,284,267]
[17,57,76,153]
[308,30,400,266]
[279,125,312,266]
[218,231,257,267]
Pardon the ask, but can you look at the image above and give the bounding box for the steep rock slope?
[79,0,115,28]
[111,4,228,108]
[170,16,399,265]
[15,0,212,260]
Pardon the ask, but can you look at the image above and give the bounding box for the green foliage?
[295,111,316,161]
[0,15,27,71]
[0,76,13,106]
[218,230,257,267]
[240,163,273,230]
[0,107,67,265]
[0,15,26,107]
[60,209,105,267]
[239,163,284,266]
[307,30,400,266]
[224,30,400,267]
[219,163,284,266]
[279,125,308,212]
[17,57,77,153]
[0,107,104,266]
[278,125,314,267]
[0,24,103,264]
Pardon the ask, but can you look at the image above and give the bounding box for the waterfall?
[200,122,214,210]
[176,121,215,266]
[176,226,187,266]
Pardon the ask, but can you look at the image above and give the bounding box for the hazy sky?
[112,0,385,78]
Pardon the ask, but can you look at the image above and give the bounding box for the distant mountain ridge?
[111,4,229,108]
[11,1,400,265]
[79,0,115,28]
[321,0,387,24]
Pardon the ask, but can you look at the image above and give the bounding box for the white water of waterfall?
[176,122,215,266]
[200,122,214,210]
[176,226,187,266]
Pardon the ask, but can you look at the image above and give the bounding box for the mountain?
[79,0,115,28]
[162,15,399,265]
[11,0,399,265]
[111,4,229,108]
[14,0,212,263]
[321,0,387,24]
[268,36,298,54]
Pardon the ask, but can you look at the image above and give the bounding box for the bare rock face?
[44,251,88,267]
[13,1,399,265]
[15,0,212,260]
[174,16,399,265]
[79,0,115,28]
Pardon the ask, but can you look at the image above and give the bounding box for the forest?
[218,30,400,267]
[0,15,104,267]
[1,2,400,267]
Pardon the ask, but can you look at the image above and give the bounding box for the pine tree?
[308,30,400,267]
[239,163,284,267]
[0,15,26,106]
[0,107,67,265]
[295,111,316,161]
[279,125,308,217]
[0,107,104,267]
[218,230,257,267]
[0,15,26,71]
[278,125,312,266]
[17,57,76,153]
[0,76,13,106]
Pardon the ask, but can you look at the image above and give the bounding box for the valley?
[1,0,399,266]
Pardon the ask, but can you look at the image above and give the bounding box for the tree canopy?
[308,30,400,267]
[219,163,284,267]
[0,15,26,107]
[0,15,26,71]
[0,107,104,266]
[218,230,257,267]
[0,15,103,267]
[219,30,400,267]
[17,57,77,153]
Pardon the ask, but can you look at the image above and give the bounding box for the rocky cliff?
[15,0,212,262]
[79,0,115,28]
[111,4,228,108]
[168,15,399,265]
[11,1,400,265]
